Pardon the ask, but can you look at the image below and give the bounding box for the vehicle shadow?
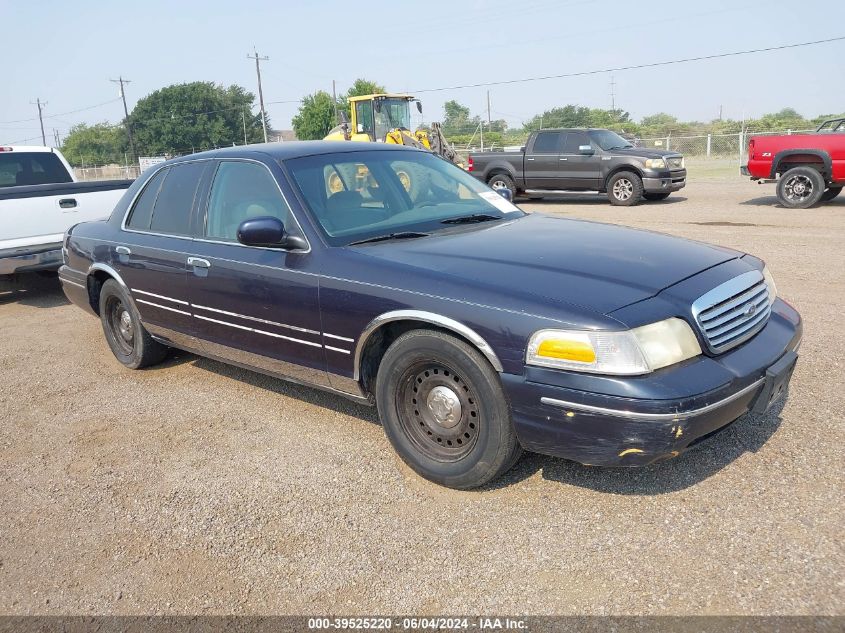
[520,195,688,206]
[0,273,69,309]
[740,195,844,208]
[486,394,787,495]
[188,355,379,424]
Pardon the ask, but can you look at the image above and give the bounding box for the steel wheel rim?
[613,178,633,200]
[783,174,814,202]
[490,179,509,191]
[398,362,480,462]
[106,296,134,355]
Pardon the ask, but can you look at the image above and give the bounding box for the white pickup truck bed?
[0,146,132,275]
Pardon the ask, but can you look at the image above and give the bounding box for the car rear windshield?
[0,152,73,188]
[285,150,524,246]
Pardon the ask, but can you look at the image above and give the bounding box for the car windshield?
[285,150,524,246]
[589,130,634,150]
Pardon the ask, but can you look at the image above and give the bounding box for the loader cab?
[349,94,416,142]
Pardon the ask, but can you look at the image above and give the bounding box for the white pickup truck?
[0,146,132,276]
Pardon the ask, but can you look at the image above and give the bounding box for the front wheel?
[99,279,169,369]
[487,173,517,200]
[820,186,842,202]
[607,171,643,206]
[777,167,825,208]
[643,192,671,201]
[376,330,521,489]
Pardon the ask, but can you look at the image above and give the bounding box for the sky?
[2,0,844,146]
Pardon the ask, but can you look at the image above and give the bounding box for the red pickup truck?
[743,118,845,208]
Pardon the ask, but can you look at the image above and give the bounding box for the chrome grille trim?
[692,270,770,354]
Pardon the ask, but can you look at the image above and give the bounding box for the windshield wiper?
[348,231,429,246]
[441,214,501,225]
[607,145,633,150]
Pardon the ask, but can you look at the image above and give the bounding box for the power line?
[410,35,845,93]
[0,97,122,125]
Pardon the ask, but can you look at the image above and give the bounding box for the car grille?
[668,156,684,169]
[692,271,771,353]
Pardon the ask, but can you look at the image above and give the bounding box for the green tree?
[339,78,388,121]
[522,105,591,131]
[60,123,127,166]
[292,91,337,140]
[128,82,264,156]
[442,100,479,135]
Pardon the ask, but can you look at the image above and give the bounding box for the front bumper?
[503,299,801,466]
[740,164,751,177]
[642,168,686,193]
[0,244,63,275]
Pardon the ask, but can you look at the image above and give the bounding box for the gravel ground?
[0,179,842,616]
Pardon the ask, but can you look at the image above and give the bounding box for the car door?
[523,131,564,189]
[558,131,602,189]
[185,158,328,387]
[117,161,208,343]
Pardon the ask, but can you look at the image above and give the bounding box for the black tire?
[776,167,825,209]
[376,330,521,489]
[99,279,168,369]
[820,186,842,202]
[643,192,671,201]
[487,173,517,200]
[606,171,643,206]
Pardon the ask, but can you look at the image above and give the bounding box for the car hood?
[608,147,682,159]
[350,214,739,315]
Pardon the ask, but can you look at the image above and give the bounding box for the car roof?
[0,145,57,153]
[170,141,423,164]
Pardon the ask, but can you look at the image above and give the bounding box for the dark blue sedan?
[59,142,802,489]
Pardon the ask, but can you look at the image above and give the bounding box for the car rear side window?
[531,132,562,154]
[0,152,73,188]
[148,162,206,236]
[126,168,168,230]
[205,161,290,242]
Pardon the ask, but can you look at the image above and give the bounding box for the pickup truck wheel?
[376,330,521,489]
[821,186,842,202]
[487,174,517,200]
[99,279,168,369]
[643,192,671,201]
[607,171,643,206]
[777,167,825,208]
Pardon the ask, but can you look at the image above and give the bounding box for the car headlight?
[762,266,777,306]
[644,158,666,169]
[526,317,701,375]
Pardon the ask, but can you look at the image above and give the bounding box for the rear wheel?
[643,192,671,201]
[487,173,517,200]
[99,279,168,369]
[777,166,825,208]
[820,186,842,202]
[376,330,521,489]
[607,171,643,206]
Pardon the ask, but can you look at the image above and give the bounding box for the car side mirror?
[416,101,423,114]
[496,188,513,202]
[237,216,307,250]
[579,145,595,155]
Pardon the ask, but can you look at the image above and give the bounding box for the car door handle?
[526,157,535,161]
[559,158,568,161]
[59,198,77,209]
[187,257,211,269]
[115,246,131,255]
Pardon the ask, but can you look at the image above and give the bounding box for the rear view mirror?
[237,216,307,250]
[496,188,513,202]
[579,145,594,155]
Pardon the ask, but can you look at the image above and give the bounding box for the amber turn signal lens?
[537,339,597,363]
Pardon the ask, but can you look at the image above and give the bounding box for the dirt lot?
[1,179,842,616]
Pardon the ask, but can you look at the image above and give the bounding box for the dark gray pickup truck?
[468,128,687,206]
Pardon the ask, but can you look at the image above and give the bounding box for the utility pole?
[332,80,339,125]
[247,49,269,143]
[242,110,248,145]
[610,75,617,118]
[719,104,723,121]
[53,128,61,148]
[110,77,136,160]
[486,90,492,127]
[31,98,47,145]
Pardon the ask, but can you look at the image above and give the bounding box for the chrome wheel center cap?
[119,310,133,339]
[426,386,462,428]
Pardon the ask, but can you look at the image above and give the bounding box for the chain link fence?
[73,165,140,181]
